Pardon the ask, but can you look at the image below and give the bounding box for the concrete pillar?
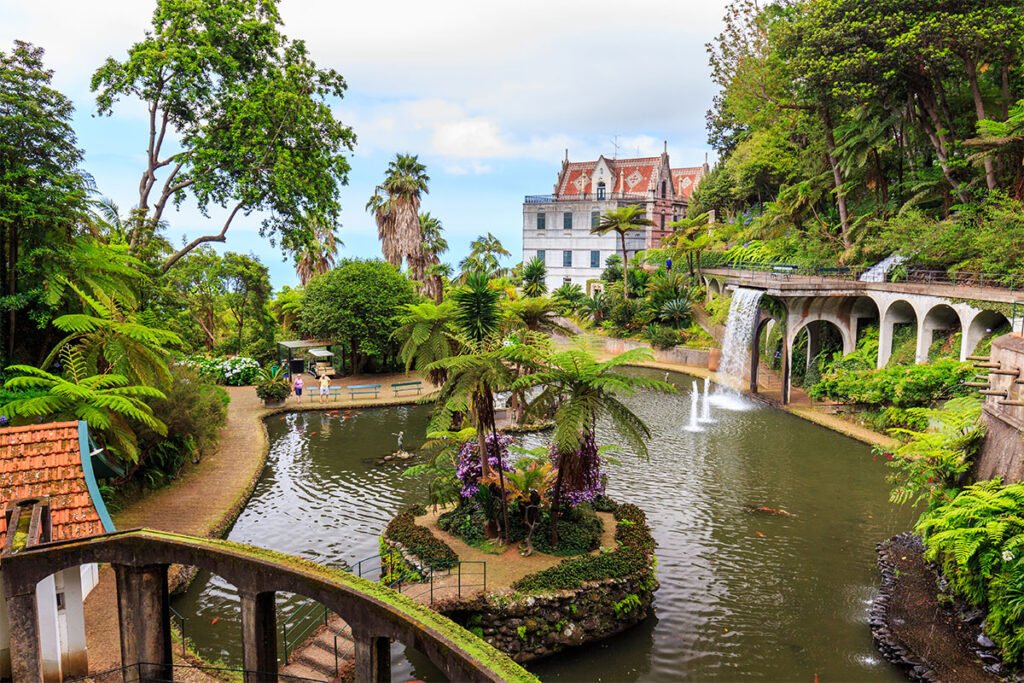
[353,633,391,683]
[806,323,821,368]
[915,321,931,365]
[240,591,277,681]
[6,589,43,683]
[782,318,793,405]
[114,563,172,682]
[878,316,894,368]
[60,567,88,677]
[36,574,61,682]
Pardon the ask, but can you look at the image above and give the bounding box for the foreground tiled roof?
[0,421,108,545]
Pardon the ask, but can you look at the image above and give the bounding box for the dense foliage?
[695,0,1024,275]
[809,358,975,408]
[385,507,459,569]
[917,481,1024,664]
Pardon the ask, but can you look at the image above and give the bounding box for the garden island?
[3,0,1024,681]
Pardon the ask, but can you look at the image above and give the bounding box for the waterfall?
[718,288,765,382]
[859,254,906,283]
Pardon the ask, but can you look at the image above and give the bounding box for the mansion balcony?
[524,192,650,204]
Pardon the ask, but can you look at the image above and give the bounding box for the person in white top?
[319,373,331,403]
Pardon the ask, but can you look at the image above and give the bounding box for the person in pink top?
[293,375,303,398]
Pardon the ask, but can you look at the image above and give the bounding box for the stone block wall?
[975,334,1024,483]
[441,573,658,662]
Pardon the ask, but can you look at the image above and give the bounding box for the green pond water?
[173,368,915,681]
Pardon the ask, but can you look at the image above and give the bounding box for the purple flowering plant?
[456,433,514,498]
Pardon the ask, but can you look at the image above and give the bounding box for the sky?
[2,0,726,289]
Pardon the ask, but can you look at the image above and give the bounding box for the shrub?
[438,502,488,544]
[644,324,679,350]
[385,507,458,569]
[533,504,603,556]
[809,358,974,408]
[917,480,1024,664]
[254,366,290,401]
[513,502,655,592]
[179,355,261,386]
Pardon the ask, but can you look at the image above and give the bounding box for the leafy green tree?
[160,247,225,350]
[91,0,355,271]
[0,41,91,363]
[221,253,272,356]
[521,256,547,297]
[514,346,674,543]
[0,346,166,462]
[269,285,303,336]
[301,259,416,374]
[294,220,340,286]
[592,207,652,298]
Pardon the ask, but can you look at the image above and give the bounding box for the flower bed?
[179,355,261,386]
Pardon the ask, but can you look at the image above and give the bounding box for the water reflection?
[174,370,913,682]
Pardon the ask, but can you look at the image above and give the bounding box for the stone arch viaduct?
[702,267,1022,404]
[0,528,533,683]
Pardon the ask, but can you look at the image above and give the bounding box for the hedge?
[512,502,656,593]
[384,507,458,569]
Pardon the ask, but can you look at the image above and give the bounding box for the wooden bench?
[391,381,423,396]
[348,384,381,399]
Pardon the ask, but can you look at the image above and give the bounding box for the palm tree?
[460,233,511,279]
[269,286,303,335]
[368,154,430,286]
[0,346,167,462]
[294,221,340,285]
[515,346,674,543]
[665,214,712,277]
[394,300,459,385]
[592,206,653,298]
[503,297,570,336]
[521,256,547,297]
[420,212,448,303]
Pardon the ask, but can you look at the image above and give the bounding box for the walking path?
[83,372,435,676]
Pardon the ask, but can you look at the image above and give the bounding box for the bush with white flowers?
[179,355,262,386]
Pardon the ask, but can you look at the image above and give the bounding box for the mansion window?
[537,249,546,263]
[563,250,572,267]
[537,213,546,230]
[591,250,600,268]
[596,181,606,199]
[591,211,599,228]
[563,212,573,230]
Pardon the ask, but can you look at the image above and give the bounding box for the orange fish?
[211,617,219,625]
[309,432,317,436]
[755,530,766,538]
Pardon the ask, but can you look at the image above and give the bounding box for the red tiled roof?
[671,166,706,201]
[0,421,107,546]
[557,156,663,196]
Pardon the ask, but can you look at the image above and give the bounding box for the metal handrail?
[67,662,325,683]
[281,599,330,664]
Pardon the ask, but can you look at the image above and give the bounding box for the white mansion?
[522,148,706,291]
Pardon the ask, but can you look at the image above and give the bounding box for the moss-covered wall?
[441,572,657,662]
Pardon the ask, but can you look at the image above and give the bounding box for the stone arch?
[789,319,846,390]
[965,309,1012,358]
[1,531,514,683]
[750,312,783,393]
[847,296,881,345]
[879,299,918,367]
[921,303,963,361]
[705,277,723,302]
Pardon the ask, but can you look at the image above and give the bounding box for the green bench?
[391,381,423,396]
[306,386,343,402]
[348,384,381,399]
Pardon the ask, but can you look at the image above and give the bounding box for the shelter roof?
[278,339,333,350]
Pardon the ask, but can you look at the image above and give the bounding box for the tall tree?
[367,155,430,289]
[515,346,673,543]
[459,233,511,279]
[221,253,272,355]
[0,41,91,363]
[419,212,448,303]
[294,220,340,286]
[91,0,355,271]
[592,206,653,299]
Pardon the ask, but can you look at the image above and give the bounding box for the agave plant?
[0,346,166,462]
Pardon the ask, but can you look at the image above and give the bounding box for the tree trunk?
[821,106,851,248]
[914,89,969,203]
[488,417,510,544]
[474,391,492,479]
[964,54,997,191]
[548,459,565,546]
[7,224,16,362]
[619,231,630,299]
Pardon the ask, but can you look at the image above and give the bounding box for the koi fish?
[755,530,766,538]
[211,617,219,625]
[744,505,796,518]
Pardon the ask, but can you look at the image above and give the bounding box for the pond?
[173,369,915,681]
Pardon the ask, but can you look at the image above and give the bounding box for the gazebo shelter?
[276,339,335,378]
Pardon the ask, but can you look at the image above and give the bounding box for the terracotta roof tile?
[0,421,109,547]
[671,166,707,201]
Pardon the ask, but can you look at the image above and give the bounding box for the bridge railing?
[702,260,1021,291]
